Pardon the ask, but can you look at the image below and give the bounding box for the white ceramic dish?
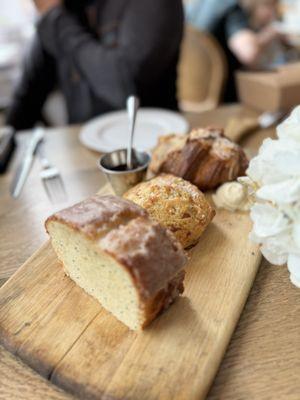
[79,108,189,153]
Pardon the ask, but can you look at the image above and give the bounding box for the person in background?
[6,0,183,130]
[185,0,283,102]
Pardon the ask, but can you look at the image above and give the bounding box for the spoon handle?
[126,96,140,170]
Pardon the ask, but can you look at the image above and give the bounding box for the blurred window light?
[0,0,36,108]
[1,0,35,27]
[281,0,300,33]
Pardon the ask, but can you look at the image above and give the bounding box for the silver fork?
[37,140,67,203]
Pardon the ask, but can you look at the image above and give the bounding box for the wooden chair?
[178,25,228,113]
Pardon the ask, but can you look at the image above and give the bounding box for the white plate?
[79,108,189,153]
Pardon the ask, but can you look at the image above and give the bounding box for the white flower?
[250,203,290,238]
[256,179,300,204]
[246,139,300,186]
[288,254,300,288]
[247,106,300,288]
[261,238,289,266]
[277,106,300,143]
[293,222,300,248]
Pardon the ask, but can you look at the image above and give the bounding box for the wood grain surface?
[0,185,261,400]
[0,105,299,400]
[0,345,73,400]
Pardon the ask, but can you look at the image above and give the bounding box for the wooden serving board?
[0,182,261,400]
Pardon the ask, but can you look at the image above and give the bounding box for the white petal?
[250,204,290,237]
[274,151,300,177]
[249,230,263,243]
[260,242,288,265]
[261,230,291,262]
[287,254,300,288]
[256,179,300,204]
[247,140,294,185]
[292,222,300,248]
[277,106,300,143]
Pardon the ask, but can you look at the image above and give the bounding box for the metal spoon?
[126,95,140,170]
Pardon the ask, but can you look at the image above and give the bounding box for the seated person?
[185,0,282,102]
[6,0,183,130]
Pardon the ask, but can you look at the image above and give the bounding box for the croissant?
[148,127,249,191]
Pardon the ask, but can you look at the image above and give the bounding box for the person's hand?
[33,0,61,14]
[260,25,287,44]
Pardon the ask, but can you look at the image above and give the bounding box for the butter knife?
[10,128,44,198]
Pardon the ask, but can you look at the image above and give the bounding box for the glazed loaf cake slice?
[45,195,187,330]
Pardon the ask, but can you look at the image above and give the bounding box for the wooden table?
[0,105,299,400]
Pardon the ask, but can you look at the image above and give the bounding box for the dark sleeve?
[37,0,183,109]
[6,34,57,130]
[224,5,249,40]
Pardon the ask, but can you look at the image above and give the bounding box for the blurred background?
[1,0,300,128]
[0,1,35,112]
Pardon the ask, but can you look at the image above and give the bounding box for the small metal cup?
[98,148,151,196]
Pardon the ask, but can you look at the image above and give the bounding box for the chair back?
[178,25,227,113]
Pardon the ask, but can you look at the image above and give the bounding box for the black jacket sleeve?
[224,5,249,40]
[6,35,57,130]
[37,0,183,109]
